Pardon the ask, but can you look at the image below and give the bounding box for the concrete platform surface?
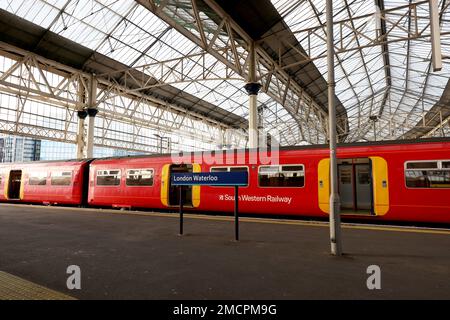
[0,203,449,300]
[0,271,75,300]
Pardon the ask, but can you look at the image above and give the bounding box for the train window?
[210,167,227,172]
[258,165,305,187]
[340,168,352,184]
[230,167,248,172]
[29,172,47,186]
[405,160,450,188]
[51,171,72,186]
[126,169,154,186]
[406,162,438,169]
[427,171,450,188]
[358,168,371,184]
[96,170,121,186]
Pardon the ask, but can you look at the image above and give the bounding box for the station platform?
[0,203,449,299]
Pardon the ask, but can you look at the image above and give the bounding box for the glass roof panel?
[0,0,60,29]
[271,0,450,140]
[2,0,448,145]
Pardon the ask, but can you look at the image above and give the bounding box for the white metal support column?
[244,42,261,149]
[76,81,87,159]
[86,75,97,158]
[327,0,342,256]
[76,110,88,159]
[429,0,442,72]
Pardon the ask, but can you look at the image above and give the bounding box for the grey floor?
[0,204,449,299]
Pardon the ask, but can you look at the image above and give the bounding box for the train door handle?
[382,180,387,188]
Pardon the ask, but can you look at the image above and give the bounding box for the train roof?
[1,137,449,165]
[89,136,450,164]
[0,158,93,166]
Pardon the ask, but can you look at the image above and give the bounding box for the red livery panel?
[0,160,90,205]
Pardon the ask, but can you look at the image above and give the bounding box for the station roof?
[214,0,348,123]
[0,0,449,144]
[0,8,247,129]
[269,0,450,141]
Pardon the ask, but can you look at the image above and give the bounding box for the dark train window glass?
[340,168,352,184]
[29,172,47,186]
[406,162,438,169]
[406,170,450,188]
[96,170,121,186]
[405,170,427,188]
[442,161,450,169]
[229,167,247,172]
[126,169,154,186]
[210,167,227,172]
[428,171,450,188]
[358,169,370,184]
[51,171,72,186]
[259,165,304,187]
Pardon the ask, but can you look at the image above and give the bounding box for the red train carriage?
[0,160,91,205]
[88,156,169,210]
[1,138,449,224]
[85,138,450,224]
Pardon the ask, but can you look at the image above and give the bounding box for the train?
[1,138,449,224]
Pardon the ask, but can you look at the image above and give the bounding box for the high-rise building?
[0,138,4,162]
[0,135,41,162]
[0,135,146,162]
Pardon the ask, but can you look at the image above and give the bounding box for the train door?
[160,163,201,208]
[318,157,389,216]
[338,165,354,209]
[169,164,193,206]
[355,164,371,210]
[337,159,373,214]
[8,170,22,200]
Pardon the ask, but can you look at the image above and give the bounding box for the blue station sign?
[171,172,248,186]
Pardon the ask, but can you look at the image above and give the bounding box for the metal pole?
[429,0,442,72]
[86,74,97,159]
[245,41,261,149]
[326,0,342,256]
[373,120,377,141]
[76,81,87,159]
[179,186,184,235]
[76,110,87,159]
[234,185,239,241]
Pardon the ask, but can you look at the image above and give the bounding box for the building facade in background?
[0,135,41,162]
[0,135,145,162]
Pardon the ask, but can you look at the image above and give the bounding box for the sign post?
[234,185,239,241]
[179,186,183,235]
[171,171,248,241]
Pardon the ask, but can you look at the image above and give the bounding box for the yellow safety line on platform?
[0,271,75,300]
[1,203,450,236]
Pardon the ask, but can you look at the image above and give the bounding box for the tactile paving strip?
[0,271,75,300]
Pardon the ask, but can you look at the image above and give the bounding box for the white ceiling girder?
[137,0,333,144]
